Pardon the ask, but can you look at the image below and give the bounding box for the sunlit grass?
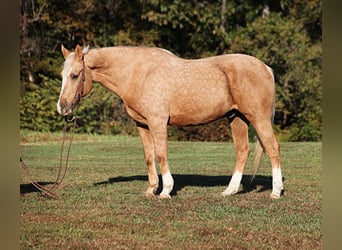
[20,132,322,249]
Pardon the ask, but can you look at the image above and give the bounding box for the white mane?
[82,45,90,54]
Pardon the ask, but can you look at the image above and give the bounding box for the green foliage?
[20,78,138,135]
[141,0,224,56]
[20,76,64,131]
[20,0,322,141]
[229,13,322,141]
[74,84,138,136]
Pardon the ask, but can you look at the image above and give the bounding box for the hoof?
[270,193,281,199]
[144,192,155,198]
[159,193,171,199]
[221,190,238,197]
[221,187,239,197]
[221,191,231,197]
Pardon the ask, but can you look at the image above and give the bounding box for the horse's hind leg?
[222,116,250,196]
[252,119,283,199]
[137,124,159,197]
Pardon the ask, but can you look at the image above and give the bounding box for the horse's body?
[58,45,283,199]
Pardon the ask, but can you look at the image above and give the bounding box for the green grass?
[20,133,322,249]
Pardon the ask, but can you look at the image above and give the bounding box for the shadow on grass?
[20,182,55,194]
[94,174,275,196]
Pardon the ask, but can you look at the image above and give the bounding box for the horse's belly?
[168,80,232,126]
[169,114,223,126]
[169,102,230,126]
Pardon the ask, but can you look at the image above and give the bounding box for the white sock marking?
[160,171,174,196]
[271,167,283,197]
[222,171,242,196]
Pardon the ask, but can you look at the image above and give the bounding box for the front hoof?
[221,187,239,197]
[270,193,281,199]
[221,191,231,197]
[159,193,171,199]
[221,191,237,197]
[144,191,156,198]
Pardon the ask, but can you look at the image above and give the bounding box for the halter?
[73,56,86,108]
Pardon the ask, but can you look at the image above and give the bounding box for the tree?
[20,0,322,141]
[229,13,321,140]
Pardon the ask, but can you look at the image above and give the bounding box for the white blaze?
[57,61,74,114]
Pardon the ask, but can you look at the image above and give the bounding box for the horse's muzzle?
[57,99,78,116]
[57,90,82,115]
[57,102,72,116]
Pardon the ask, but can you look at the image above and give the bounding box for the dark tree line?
[20,0,322,141]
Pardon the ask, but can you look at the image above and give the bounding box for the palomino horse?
[57,44,283,199]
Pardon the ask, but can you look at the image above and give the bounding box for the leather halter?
[72,56,86,108]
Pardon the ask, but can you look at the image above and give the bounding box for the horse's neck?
[86,47,134,97]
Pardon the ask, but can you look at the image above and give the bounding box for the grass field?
[20,132,322,249]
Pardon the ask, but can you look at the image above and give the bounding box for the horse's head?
[57,44,93,116]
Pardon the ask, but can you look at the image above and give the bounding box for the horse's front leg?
[149,119,174,199]
[137,124,159,197]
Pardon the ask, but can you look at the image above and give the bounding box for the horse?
[57,44,283,199]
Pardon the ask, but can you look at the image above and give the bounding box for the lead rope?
[20,116,78,199]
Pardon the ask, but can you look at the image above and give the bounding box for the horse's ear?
[61,44,71,59]
[75,44,83,61]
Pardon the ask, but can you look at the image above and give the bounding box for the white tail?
[251,138,264,182]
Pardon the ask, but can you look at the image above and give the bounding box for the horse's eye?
[70,74,79,80]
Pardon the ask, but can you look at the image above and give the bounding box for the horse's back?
[116,47,275,124]
[165,53,275,124]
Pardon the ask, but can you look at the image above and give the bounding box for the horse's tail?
[251,65,275,182]
[251,138,264,183]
